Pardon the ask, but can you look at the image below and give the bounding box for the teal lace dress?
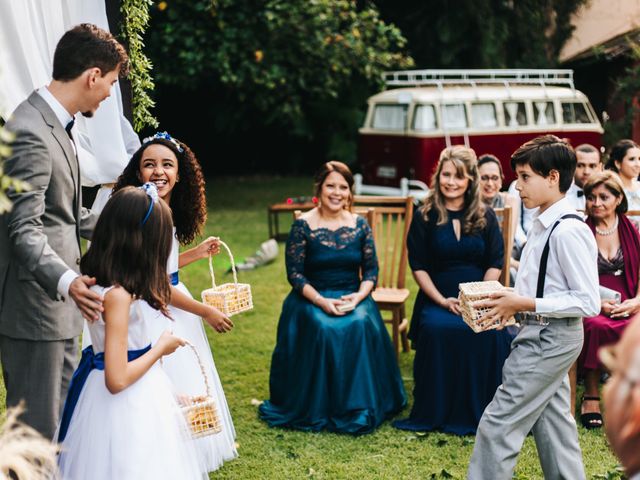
[259,216,407,434]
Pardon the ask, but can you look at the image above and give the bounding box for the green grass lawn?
[181,176,621,479]
[2,175,622,479]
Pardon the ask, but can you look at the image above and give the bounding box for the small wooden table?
[268,201,315,241]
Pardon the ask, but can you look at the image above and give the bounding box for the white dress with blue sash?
[57,285,204,480]
[144,233,237,472]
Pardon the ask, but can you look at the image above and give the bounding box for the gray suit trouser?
[0,335,78,439]
[467,320,585,480]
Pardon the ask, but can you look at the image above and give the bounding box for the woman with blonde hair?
[394,146,512,435]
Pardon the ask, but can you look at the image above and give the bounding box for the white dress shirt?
[37,87,79,300]
[514,197,600,318]
[565,181,586,211]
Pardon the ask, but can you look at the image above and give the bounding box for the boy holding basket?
[467,135,600,479]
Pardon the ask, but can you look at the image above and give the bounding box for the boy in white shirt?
[467,135,600,479]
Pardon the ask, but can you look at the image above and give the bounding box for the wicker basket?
[180,342,223,438]
[458,281,516,333]
[201,240,253,317]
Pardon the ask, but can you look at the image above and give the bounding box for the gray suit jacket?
[0,92,97,340]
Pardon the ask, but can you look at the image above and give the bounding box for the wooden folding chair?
[353,196,414,357]
[493,206,513,286]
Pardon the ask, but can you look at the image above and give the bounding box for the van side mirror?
[601,110,609,124]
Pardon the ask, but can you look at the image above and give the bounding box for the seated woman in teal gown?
[393,146,513,435]
[259,161,407,434]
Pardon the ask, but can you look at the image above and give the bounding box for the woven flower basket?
[201,240,253,317]
[181,342,222,438]
[458,281,516,333]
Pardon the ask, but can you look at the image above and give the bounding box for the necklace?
[595,217,619,236]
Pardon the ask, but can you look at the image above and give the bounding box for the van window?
[471,103,498,128]
[561,102,591,124]
[503,101,527,127]
[371,104,407,131]
[442,104,467,129]
[534,101,556,125]
[413,104,437,131]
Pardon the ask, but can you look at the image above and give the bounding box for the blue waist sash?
[169,271,179,286]
[58,344,151,442]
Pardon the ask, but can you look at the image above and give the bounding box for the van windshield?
[562,102,592,124]
[371,104,407,131]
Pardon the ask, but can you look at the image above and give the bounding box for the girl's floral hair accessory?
[139,182,159,226]
[142,131,184,153]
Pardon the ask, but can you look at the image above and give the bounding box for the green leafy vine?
[121,0,158,131]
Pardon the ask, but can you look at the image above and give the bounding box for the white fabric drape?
[0,0,140,186]
[471,103,497,129]
[372,105,407,131]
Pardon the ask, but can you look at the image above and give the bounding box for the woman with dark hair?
[394,146,512,435]
[606,139,640,218]
[111,133,237,473]
[478,154,520,257]
[578,171,640,429]
[259,161,406,434]
[57,185,203,479]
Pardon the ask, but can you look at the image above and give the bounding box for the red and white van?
[358,69,603,187]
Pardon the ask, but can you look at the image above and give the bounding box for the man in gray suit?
[0,24,129,438]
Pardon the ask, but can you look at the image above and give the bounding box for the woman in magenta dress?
[579,171,640,429]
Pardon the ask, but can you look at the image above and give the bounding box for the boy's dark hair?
[81,187,173,315]
[510,135,576,193]
[53,23,129,81]
[113,137,207,246]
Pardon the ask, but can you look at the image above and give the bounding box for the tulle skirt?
[56,364,205,480]
[146,282,237,472]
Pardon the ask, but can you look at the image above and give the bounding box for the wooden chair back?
[293,208,375,227]
[352,196,414,289]
[626,210,640,217]
[493,205,513,286]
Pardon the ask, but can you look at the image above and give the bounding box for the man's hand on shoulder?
[69,276,103,322]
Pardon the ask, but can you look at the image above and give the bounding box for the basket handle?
[208,239,240,290]
[184,341,211,398]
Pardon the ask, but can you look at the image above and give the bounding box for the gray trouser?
[0,335,78,439]
[467,320,585,480]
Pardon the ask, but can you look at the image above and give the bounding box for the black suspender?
[536,214,583,298]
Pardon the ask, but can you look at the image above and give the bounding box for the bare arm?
[483,268,501,281]
[178,237,220,269]
[103,287,184,394]
[170,285,233,332]
[413,269,460,314]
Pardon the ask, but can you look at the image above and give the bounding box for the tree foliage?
[148,0,412,131]
[374,0,587,68]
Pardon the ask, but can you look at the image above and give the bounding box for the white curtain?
[471,103,497,129]
[0,0,140,186]
[413,105,437,131]
[442,104,467,129]
[372,105,407,131]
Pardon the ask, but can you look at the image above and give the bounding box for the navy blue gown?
[393,208,513,435]
[259,216,407,434]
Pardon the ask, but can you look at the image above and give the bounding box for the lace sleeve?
[360,217,379,285]
[285,219,309,292]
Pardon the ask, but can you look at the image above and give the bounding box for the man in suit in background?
[0,23,129,438]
